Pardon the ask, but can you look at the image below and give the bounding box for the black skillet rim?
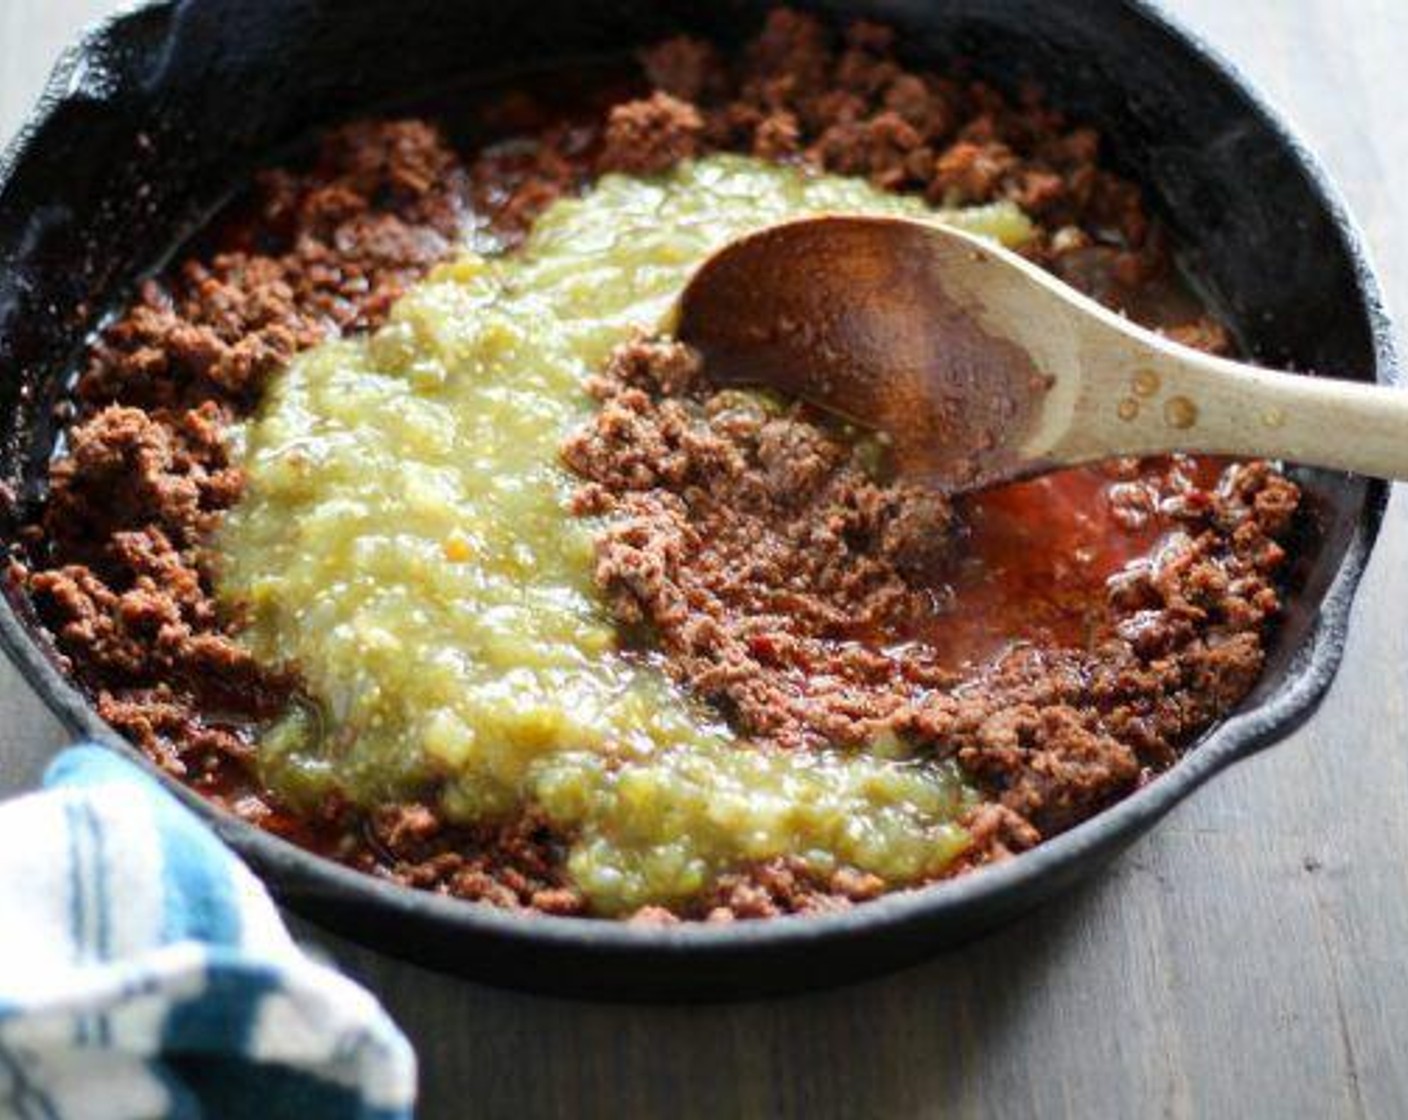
[0,0,1394,971]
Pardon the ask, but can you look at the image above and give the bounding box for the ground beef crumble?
[565,338,1297,852]
[11,9,1299,922]
[15,120,471,790]
[562,337,964,756]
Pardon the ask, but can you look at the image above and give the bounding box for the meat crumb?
[598,93,705,176]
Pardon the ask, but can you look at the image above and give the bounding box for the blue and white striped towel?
[0,745,416,1120]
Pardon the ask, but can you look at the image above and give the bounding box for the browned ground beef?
[10,9,1299,922]
[15,119,470,792]
[565,339,1294,839]
[562,337,965,755]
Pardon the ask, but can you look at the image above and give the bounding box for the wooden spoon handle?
[1042,336,1408,478]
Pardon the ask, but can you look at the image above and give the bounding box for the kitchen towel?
[0,744,415,1120]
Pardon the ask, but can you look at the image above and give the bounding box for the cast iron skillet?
[0,0,1393,1000]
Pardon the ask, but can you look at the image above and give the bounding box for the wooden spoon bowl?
[677,215,1408,493]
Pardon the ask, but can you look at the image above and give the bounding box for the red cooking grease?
[182,736,350,858]
[891,457,1225,669]
[874,251,1229,670]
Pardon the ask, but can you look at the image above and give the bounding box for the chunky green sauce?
[217,155,1033,914]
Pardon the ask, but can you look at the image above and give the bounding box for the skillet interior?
[0,0,1390,998]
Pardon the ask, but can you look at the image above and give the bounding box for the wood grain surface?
[3,2,1406,1117]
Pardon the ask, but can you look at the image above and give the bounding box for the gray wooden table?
[4,2,1408,1116]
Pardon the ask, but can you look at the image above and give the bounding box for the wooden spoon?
[674,215,1406,493]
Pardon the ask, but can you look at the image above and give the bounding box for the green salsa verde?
[216,155,1035,914]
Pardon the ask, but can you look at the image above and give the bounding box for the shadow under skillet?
[287,867,1134,1120]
